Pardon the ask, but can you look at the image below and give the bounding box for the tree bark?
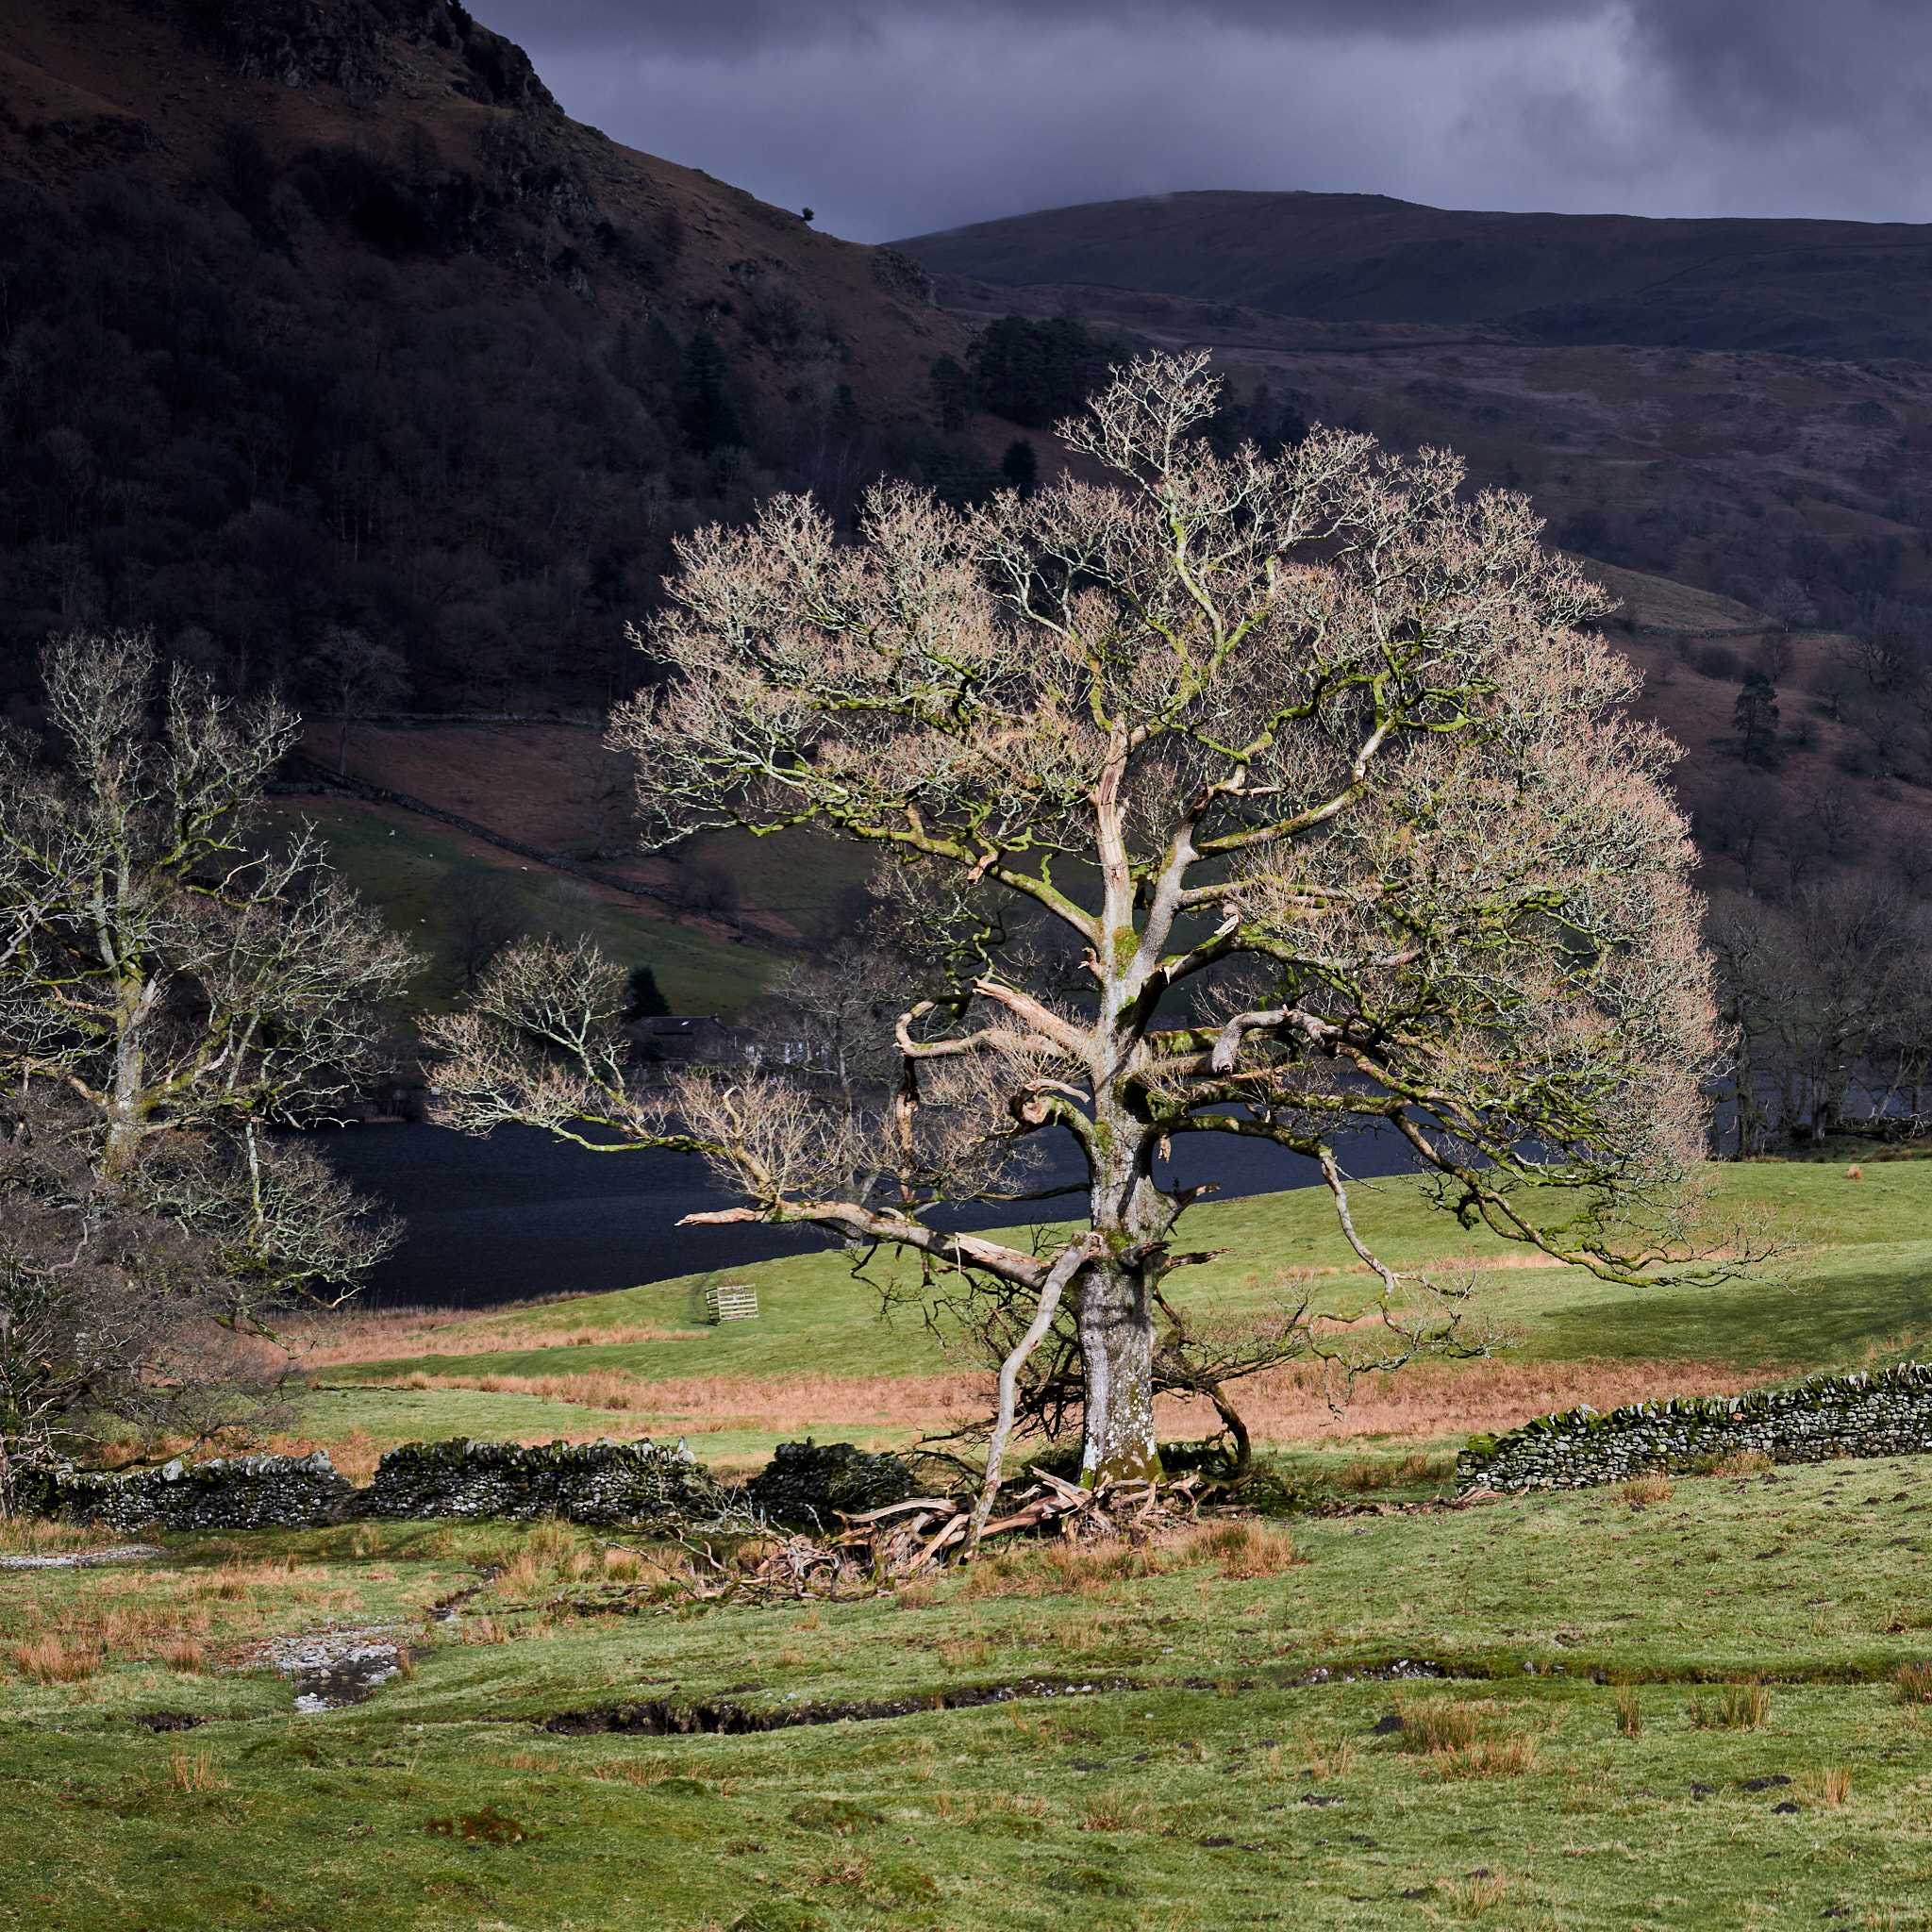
[1075,1254,1160,1483]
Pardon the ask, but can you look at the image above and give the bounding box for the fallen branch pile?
[674,1471,1207,1604]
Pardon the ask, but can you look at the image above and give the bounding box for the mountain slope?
[898,191,1932,359]
[0,0,965,707]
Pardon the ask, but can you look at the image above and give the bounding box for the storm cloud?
[469,1,1932,241]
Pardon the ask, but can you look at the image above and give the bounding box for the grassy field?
[270,800,780,1016]
[298,1159,1932,1474]
[8,1460,1932,1930]
[8,1160,1932,1928]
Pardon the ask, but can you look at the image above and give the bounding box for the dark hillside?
[0,0,968,708]
[898,190,1932,360]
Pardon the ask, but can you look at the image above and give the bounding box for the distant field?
[292,1161,1932,1475]
[306,720,878,941]
[271,799,780,1017]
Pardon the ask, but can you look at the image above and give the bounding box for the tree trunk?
[1075,1255,1159,1483]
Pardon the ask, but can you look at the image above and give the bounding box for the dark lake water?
[314,1120,1414,1309]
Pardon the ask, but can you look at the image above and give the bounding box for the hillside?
[0,0,970,709]
[910,279,1932,903]
[899,189,1932,359]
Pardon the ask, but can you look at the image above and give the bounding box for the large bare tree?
[427,355,1723,1501]
[0,632,413,1490]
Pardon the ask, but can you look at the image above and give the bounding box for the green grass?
[8,1459,1932,1928]
[336,1160,1932,1390]
[276,802,779,1016]
[14,1164,1932,1926]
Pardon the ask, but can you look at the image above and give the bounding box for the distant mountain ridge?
[0,0,966,707]
[897,191,1932,360]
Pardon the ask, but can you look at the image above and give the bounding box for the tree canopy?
[428,353,1724,1505]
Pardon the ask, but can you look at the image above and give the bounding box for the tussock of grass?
[1895,1660,1932,1705]
[1619,1471,1674,1507]
[1691,1681,1770,1730]
[165,1747,226,1795]
[10,1633,99,1684]
[1396,1699,1542,1778]
[1196,1519,1301,1578]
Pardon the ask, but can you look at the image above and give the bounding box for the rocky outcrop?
[180,0,552,108]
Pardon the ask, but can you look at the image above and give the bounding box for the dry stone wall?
[1458,1364,1932,1492]
[45,1453,353,1531]
[362,1436,748,1528]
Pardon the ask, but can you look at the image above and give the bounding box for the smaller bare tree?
[0,1098,255,1512]
[1759,575,1817,635]
[0,631,414,1497]
[311,625,410,774]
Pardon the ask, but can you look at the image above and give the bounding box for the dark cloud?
[467,1,1932,240]
[491,0,1592,57]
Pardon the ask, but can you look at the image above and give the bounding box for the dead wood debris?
[673,1471,1206,1604]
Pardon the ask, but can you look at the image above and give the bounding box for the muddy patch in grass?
[132,1710,207,1733]
[541,1675,1140,1736]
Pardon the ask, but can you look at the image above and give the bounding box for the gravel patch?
[0,1544,162,1570]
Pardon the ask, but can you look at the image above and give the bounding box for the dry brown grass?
[347,1354,1785,1457]
[1618,1472,1675,1507]
[1614,1686,1643,1738]
[1801,1766,1853,1809]
[359,1366,989,1435]
[293,1302,704,1371]
[1896,1661,1932,1706]
[1193,1519,1301,1579]
[1396,1699,1541,1779]
[0,1516,114,1557]
[166,1746,226,1794]
[1692,1681,1770,1730]
[1696,1448,1774,1478]
[10,1633,99,1684]
[1156,1357,1785,1446]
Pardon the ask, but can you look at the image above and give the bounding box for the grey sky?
[471,1,1932,242]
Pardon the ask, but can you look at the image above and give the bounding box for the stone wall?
[743,1440,917,1527]
[48,1453,352,1531]
[362,1436,746,1528]
[1458,1364,1932,1493]
[32,1436,911,1534]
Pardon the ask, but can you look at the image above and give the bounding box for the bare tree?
[0,631,414,1493]
[1776,879,1924,1142]
[1759,575,1817,635]
[310,624,410,774]
[0,632,417,1178]
[1706,893,1800,1158]
[1841,597,1928,696]
[0,1096,243,1511]
[426,355,1726,1496]
[446,874,526,995]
